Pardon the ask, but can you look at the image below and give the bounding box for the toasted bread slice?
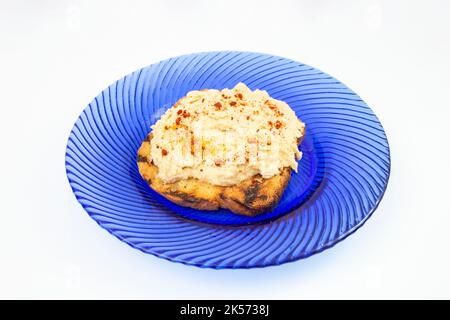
[137,132,304,216]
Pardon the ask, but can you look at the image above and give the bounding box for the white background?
[1,0,449,299]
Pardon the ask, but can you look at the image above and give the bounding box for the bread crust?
[137,131,304,216]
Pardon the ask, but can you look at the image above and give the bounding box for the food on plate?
[137,83,305,216]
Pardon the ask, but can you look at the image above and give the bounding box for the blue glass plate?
[65,51,390,268]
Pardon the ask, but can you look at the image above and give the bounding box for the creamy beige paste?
[148,83,305,186]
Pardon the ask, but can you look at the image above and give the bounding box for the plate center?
[137,132,322,226]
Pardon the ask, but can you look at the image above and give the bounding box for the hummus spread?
[148,83,305,186]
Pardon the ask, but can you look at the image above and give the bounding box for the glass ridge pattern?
[65,52,391,268]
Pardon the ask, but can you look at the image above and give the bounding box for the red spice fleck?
[230,101,237,106]
[275,120,282,129]
[235,93,243,99]
[164,125,169,130]
[246,116,250,120]
[182,110,190,118]
[161,149,168,156]
[214,159,223,167]
[214,102,222,110]
[177,109,183,115]
[175,117,181,125]
[268,121,273,126]
[221,94,228,99]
